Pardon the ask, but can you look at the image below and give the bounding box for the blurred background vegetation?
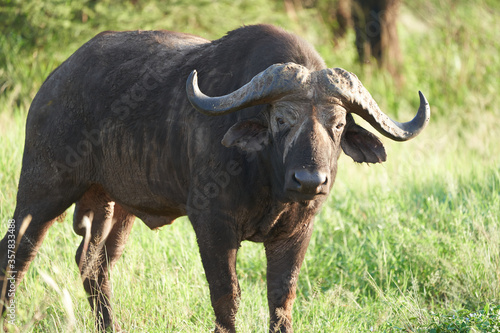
[1,0,499,123]
[0,0,499,331]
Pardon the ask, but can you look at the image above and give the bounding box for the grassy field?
[1,0,500,331]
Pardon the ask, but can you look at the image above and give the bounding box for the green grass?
[1,0,500,331]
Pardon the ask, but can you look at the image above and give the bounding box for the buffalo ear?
[222,119,269,152]
[341,115,387,163]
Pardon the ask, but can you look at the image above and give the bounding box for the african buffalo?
[0,24,429,332]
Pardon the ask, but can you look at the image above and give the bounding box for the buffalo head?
[187,63,429,203]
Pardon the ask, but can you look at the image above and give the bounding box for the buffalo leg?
[264,219,314,333]
[191,215,241,333]
[0,174,84,316]
[74,186,135,332]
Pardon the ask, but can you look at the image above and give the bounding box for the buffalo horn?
[321,68,430,141]
[186,63,309,116]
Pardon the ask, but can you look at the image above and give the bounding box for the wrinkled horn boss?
[186,63,310,116]
[319,68,430,141]
[186,63,430,141]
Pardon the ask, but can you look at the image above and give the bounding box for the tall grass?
[1,0,499,331]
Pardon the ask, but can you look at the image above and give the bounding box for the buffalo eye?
[276,117,287,128]
[335,122,345,131]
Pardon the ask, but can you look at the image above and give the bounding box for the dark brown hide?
[0,24,427,333]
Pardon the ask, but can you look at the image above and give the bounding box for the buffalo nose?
[292,170,328,194]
